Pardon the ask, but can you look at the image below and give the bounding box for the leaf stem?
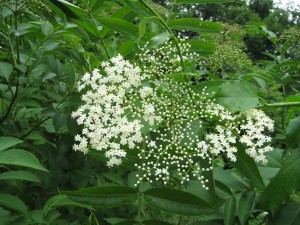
[257,102,300,108]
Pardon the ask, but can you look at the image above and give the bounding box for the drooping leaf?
[176,0,234,3]
[0,194,27,213]
[260,152,300,210]
[63,186,137,208]
[0,170,41,183]
[123,0,155,17]
[53,112,67,132]
[285,117,300,148]
[187,40,216,56]
[224,197,236,225]
[238,191,255,225]
[0,149,48,171]
[43,195,93,214]
[49,0,86,17]
[0,62,13,81]
[271,202,300,225]
[144,188,213,216]
[215,80,259,112]
[98,18,138,40]
[73,19,100,38]
[0,137,23,152]
[42,22,53,36]
[149,32,170,48]
[231,147,265,189]
[168,18,222,33]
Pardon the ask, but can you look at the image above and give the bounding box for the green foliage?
[0,0,299,224]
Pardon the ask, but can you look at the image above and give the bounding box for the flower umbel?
[72,42,274,187]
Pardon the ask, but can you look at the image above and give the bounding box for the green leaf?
[0,137,23,152]
[286,117,300,148]
[144,188,213,216]
[215,80,259,112]
[231,147,265,189]
[42,22,53,36]
[0,149,48,171]
[123,0,155,17]
[52,0,86,17]
[224,197,236,225]
[0,170,41,183]
[74,19,100,37]
[0,194,27,213]
[176,0,234,3]
[271,202,300,225]
[260,152,300,210]
[238,191,255,225]
[43,195,93,214]
[149,32,170,48]
[98,18,138,40]
[89,0,105,11]
[187,40,216,56]
[53,112,67,132]
[0,62,13,81]
[118,41,135,57]
[168,19,222,33]
[63,186,137,208]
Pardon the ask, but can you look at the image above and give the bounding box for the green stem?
[140,0,185,71]
[257,102,300,108]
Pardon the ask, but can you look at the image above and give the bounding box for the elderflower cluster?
[239,109,274,164]
[72,38,275,188]
[72,55,161,167]
[138,37,199,77]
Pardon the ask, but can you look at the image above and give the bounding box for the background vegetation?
[0,0,299,224]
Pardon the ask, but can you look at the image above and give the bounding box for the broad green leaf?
[271,202,300,225]
[0,149,48,171]
[44,0,66,18]
[43,195,93,214]
[0,137,23,152]
[0,194,27,213]
[123,0,155,17]
[98,18,138,40]
[238,191,255,225]
[118,41,135,57]
[286,117,300,148]
[63,186,137,208]
[176,0,234,3]
[53,0,86,17]
[260,152,300,210]
[187,40,216,56]
[53,112,67,132]
[144,188,213,216]
[74,19,100,37]
[89,0,105,11]
[0,170,41,183]
[0,62,13,81]
[224,197,236,225]
[168,19,222,33]
[42,22,53,36]
[215,80,259,112]
[231,147,265,189]
[214,167,247,192]
[149,32,170,48]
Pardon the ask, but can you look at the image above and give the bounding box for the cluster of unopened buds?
[72,39,274,188]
